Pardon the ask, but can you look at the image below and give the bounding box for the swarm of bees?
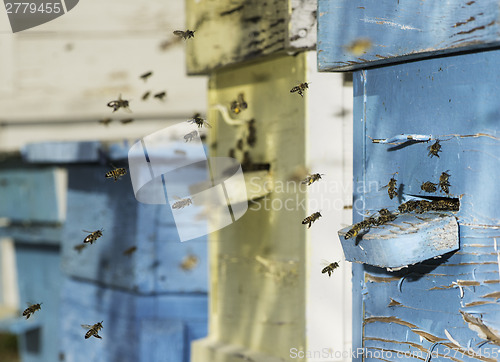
[22,303,42,319]
[344,209,396,240]
[382,174,398,200]
[290,82,310,97]
[398,198,459,214]
[188,113,211,128]
[172,197,193,210]
[421,181,437,193]
[439,171,451,194]
[173,30,195,40]
[230,93,248,114]
[302,212,322,228]
[107,94,131,113]
[105,166,127,182]
[428,140,442,158]
[82,321,103,339]
[321,261,340,277]
[301,173,324,186]
[83,229,103,244]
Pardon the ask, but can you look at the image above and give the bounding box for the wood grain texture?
[318,0,500,71]
[185,0,317,74]
[352,50,500,360]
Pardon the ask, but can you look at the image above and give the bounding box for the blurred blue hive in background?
[0,140,208,362]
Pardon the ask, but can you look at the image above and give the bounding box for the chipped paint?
[361,18,422,31]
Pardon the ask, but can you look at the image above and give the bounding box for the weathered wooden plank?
[318,0,500,71]
[338,213,459,268]
[185,0,317,74]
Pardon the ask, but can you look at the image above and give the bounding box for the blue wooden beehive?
[319,0,500,359]
[0,140,208,361]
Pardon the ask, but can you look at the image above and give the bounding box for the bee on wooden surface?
[140,71,153,82]
[107,94,131,113]
[98,118,112,126]
[344,38,372,56]
[105,166,127,182]
[432,199,459,211]
[83,229,103,244]
[427,140,442,158]
[230,93,248,114]
[180,254,198,271]
[421,181,438,193]
[188,113,211,128]
[439,171,451,194]
[382,174,398,200]
[173,30,195,40]
[22,303,42,319]
[321,261,340,277]
[82,321,103,339]
[290,82,310,97]
[302,212,322,228]
[345,217,375,239]
[120,118,133,124]
[373,208,396,225]
[74,244,87,253]
[301,173,324,186]
[172,196,192,210]
[142,91,151,101]
[123,246,137,256]
[398,200,432,214]
[153,91,167,101]
[184,130,198,142]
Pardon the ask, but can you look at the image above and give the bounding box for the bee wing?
[122,106,132,114]
[203,120,212,128]
[81,324,93,330]
[173,196,182,200]
[173,30,184,36]
[320,259,331,267]
[82,230,93,233]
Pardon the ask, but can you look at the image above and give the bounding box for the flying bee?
[82,321,103,339]
[172,196,193,210]
[421,181,437,193]
[120,118,133,124]
[142,91,151,101]
[180,254,198,271]
[22,303,42,319]
[439,171,451,194]
[105,166,127,182]
[173,30,195,40]
[98,118,112,126]
[343,38,372,56]
[236,139,244,151]
[154,91,167,101]
[290,82,310,97]
[83,229,103,244]
[107,94,131,113]
[123,246,137,256]
[302,212,322,228]
[301,173,324,186]
[427,140,442,158]
[382,174,398,200]
[230,93,248,114]
[321,261,340,277]
[188,113,211,128]
[184,130,198,142]
[74,244,87,253]
[140,71,153,81]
